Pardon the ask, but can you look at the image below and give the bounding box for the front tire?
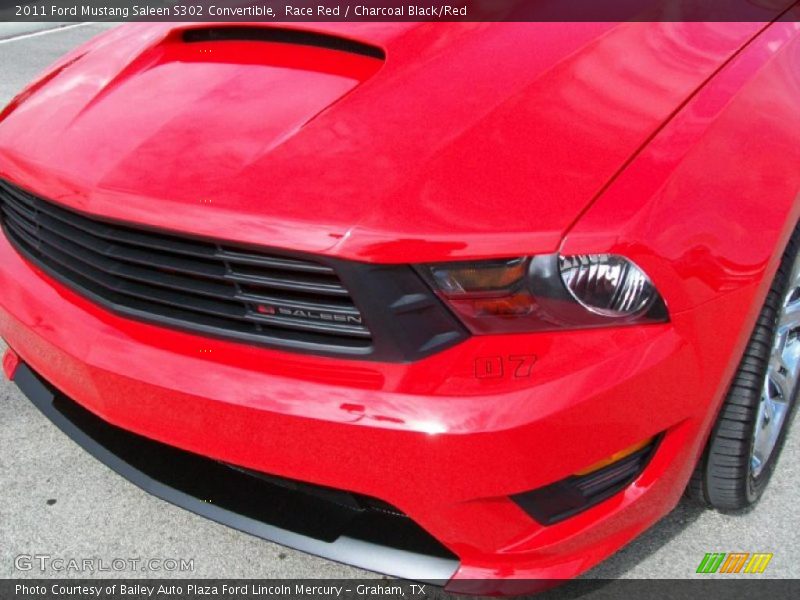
[688,224,800,509]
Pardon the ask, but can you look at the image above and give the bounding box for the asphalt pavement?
[0,23,798,585]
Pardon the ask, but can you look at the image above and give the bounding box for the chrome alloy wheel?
[751,256,800,478]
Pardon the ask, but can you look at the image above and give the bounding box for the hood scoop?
[164,25,385,80]
[181,26,386,61]
[36,25,385,201]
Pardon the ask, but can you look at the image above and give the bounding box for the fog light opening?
[511,436,660,525]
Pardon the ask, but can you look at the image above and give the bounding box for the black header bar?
[2,0,800,23]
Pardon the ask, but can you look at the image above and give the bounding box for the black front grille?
[0,180,373,354]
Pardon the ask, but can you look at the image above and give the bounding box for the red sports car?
[1,18,799,594]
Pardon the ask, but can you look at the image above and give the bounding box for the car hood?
[0,21,769,262]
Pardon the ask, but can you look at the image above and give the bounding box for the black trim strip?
[12,363,458,583]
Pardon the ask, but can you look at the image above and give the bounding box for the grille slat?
[3,217,40,251]
[15,194,219,261]
[2,183,35,209]
[4,188,338,275]
[18,231,251,322]
[37,206,351,296]
[36,211,230,280]
[225,269,349,296]
[0,181,372,351]
[2,197,38,229]
[218,247,336,274]
[3,207,39,239]
[13,217,244,304]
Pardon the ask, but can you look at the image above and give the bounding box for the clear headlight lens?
[419,254,667,334]
[559,254,657,317]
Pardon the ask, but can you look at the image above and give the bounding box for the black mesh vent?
[0,180,372,354]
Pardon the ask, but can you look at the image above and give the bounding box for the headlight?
[419,254,667,334]
[559,254,658,317]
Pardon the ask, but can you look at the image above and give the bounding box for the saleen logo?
[696,552,773,574]
[257,305,363,325]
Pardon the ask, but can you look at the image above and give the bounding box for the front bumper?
[0,226,753,592]
[11,363,459,582]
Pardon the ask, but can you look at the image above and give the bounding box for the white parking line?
[0,22,93,45]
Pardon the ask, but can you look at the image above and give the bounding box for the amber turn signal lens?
[469,292,536,317]
[428,258,528,295]
[573,437,656,476]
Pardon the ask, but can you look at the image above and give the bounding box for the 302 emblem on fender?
[475,355,537,379]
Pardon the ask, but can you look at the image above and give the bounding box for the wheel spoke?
[768,362,791,403]
[787,256,800,288]
[778,299,800,329]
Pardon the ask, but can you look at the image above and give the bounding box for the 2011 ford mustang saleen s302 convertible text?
[1,16,800,594]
